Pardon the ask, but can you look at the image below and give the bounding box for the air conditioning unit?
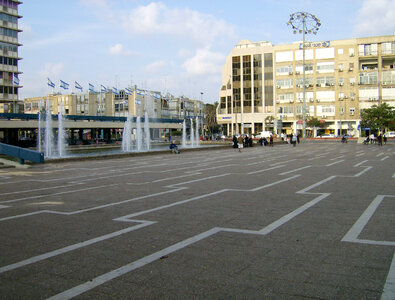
[350,53,354,57]
[276,100,280,104]
[299,100,303,103]
[339,97,343,101]
[330,83,335,86]
[277,85,281,89]
[316,99,320,102]
[321,83,326,87]
[382,82,387,85]
[289,71,293,75]
[350,82,355,86]
[339,82,344,86]
[344,95,348,99]
[322,115,327,118]
[289,100,293,103]
[296,71,300,75]
[351,96,355,100]
[316,83,321,87]
[339,68,343,72]
[309,98,314,102]
[349,67,354,71]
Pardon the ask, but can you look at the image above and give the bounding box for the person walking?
[269,134,274,147]
[237,135,244,152]
[291,133,297,147]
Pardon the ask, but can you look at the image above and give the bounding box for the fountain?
[195,116,200,146]
[190,118,195,148]
[57,102,66,157]
[144,111,150,151]
[44,101,54,158]
[182,119,186,147]
[136,116,143,151]
[37,100,43,153]
[121,114,133,152]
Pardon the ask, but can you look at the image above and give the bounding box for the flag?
[89,83,95,93]
[60,80,69,90]
[125,88,133,96]
[136,89,145,96]
[47,78,55,88]
[100,85,107,93]
[153,92,160,100]
[75,81,83,91]
[13,74,19,85]
[180,96,183,102]
[112,87,118,95]
[135,99,141,105]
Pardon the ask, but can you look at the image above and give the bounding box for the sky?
[18,0,395,104]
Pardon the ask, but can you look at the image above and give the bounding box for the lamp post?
[287,12,320,142]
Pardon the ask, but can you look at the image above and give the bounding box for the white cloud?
[183,47,225,76]
[354,0,395,36]
[109,43,135,56]
[144,60,168,73]
[38,62,65,78]
[121,2,236,45]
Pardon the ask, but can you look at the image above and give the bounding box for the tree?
[204,102,220,135]
[306,116,323,128]
[360,103,395,132]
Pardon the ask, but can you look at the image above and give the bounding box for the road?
[0,142,394,299]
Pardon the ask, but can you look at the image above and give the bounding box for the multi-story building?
[217,35,395,137]
[24,89,205,121]
[0,0,22,113]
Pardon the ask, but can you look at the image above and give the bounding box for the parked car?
[384,131,395,138]
[319,133,335,138]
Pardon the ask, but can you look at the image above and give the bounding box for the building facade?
[217,35,395,137]
[24,89,205,121]
[0,0,21,113]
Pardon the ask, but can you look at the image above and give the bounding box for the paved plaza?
[0,142,394,299]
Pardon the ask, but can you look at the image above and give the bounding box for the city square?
[0,142,394,299]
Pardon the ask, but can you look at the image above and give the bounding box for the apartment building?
[0,0,22,113]
[217,35,395,137]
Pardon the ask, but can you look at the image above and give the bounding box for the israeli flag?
[75,81,83,91]
[135,99,141,105]
[125,88,133,96]
[136,89,145,96]
[101,85,107,93]
[60,80,69,90]
[47,78,55,88]
[89,83,95,93]
[180,96,183,102]
[153,92,160,100]
[112,87,118,95]
[13,74,19,86]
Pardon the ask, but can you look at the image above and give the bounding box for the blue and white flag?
[112,87,118,95]
[100,85,107,93]
[89,83,95,93]
[153,92,160,100]
[135,99,141,105]
[47,78,55,88]
[180,96,183,102]
[13,74,19,85]
[125,88,133,96]
[136,89,145,96]
[60,80,69,90]
[75,81,83,91]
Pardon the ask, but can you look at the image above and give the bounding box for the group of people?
[233,135,254,152]
[363,133,386,146]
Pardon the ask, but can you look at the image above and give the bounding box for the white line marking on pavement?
[279,165,311,175]
[0,205,9,209]
[355,153,365,157]
[330,155,345,161]
[354,160,368,167]
[326,160,345,167]
[0,220,155,274]
[382,251,395,300]
[342,195,395,246]
[247,165,284,175]
[381,156,389,161]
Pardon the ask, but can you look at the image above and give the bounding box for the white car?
[319,134,335,138]
[384,132,395,138]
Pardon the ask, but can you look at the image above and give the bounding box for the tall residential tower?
[0,0,22,113]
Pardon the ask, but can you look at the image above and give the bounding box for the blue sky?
[19,0,395,103]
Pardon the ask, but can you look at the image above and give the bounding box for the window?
[359,72,378,84]
[296,77,313,87]
[350,107,355,115]
[339,107,344,114]
[278,106,294,114]
[278,93,294,102]
[382,42,395,54]
[276,65,293,75]
[316,62,334,73]
[349,48,355,57]
[276,78,293,89]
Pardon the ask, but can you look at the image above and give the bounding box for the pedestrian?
[291,133,297,147]
[237,135,244,152]
[232,135,238,148]
[169,140,180,154]
[383,134,387,145]
[377,133,383,146]
[269,134,273,147]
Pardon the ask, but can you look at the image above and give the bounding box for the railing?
[0,142,44,164]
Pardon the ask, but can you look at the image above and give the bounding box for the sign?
[299,41,330,49]
[218,116,231,120]
[297,120,303,124]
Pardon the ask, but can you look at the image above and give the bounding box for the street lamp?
[287,12,321,141]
